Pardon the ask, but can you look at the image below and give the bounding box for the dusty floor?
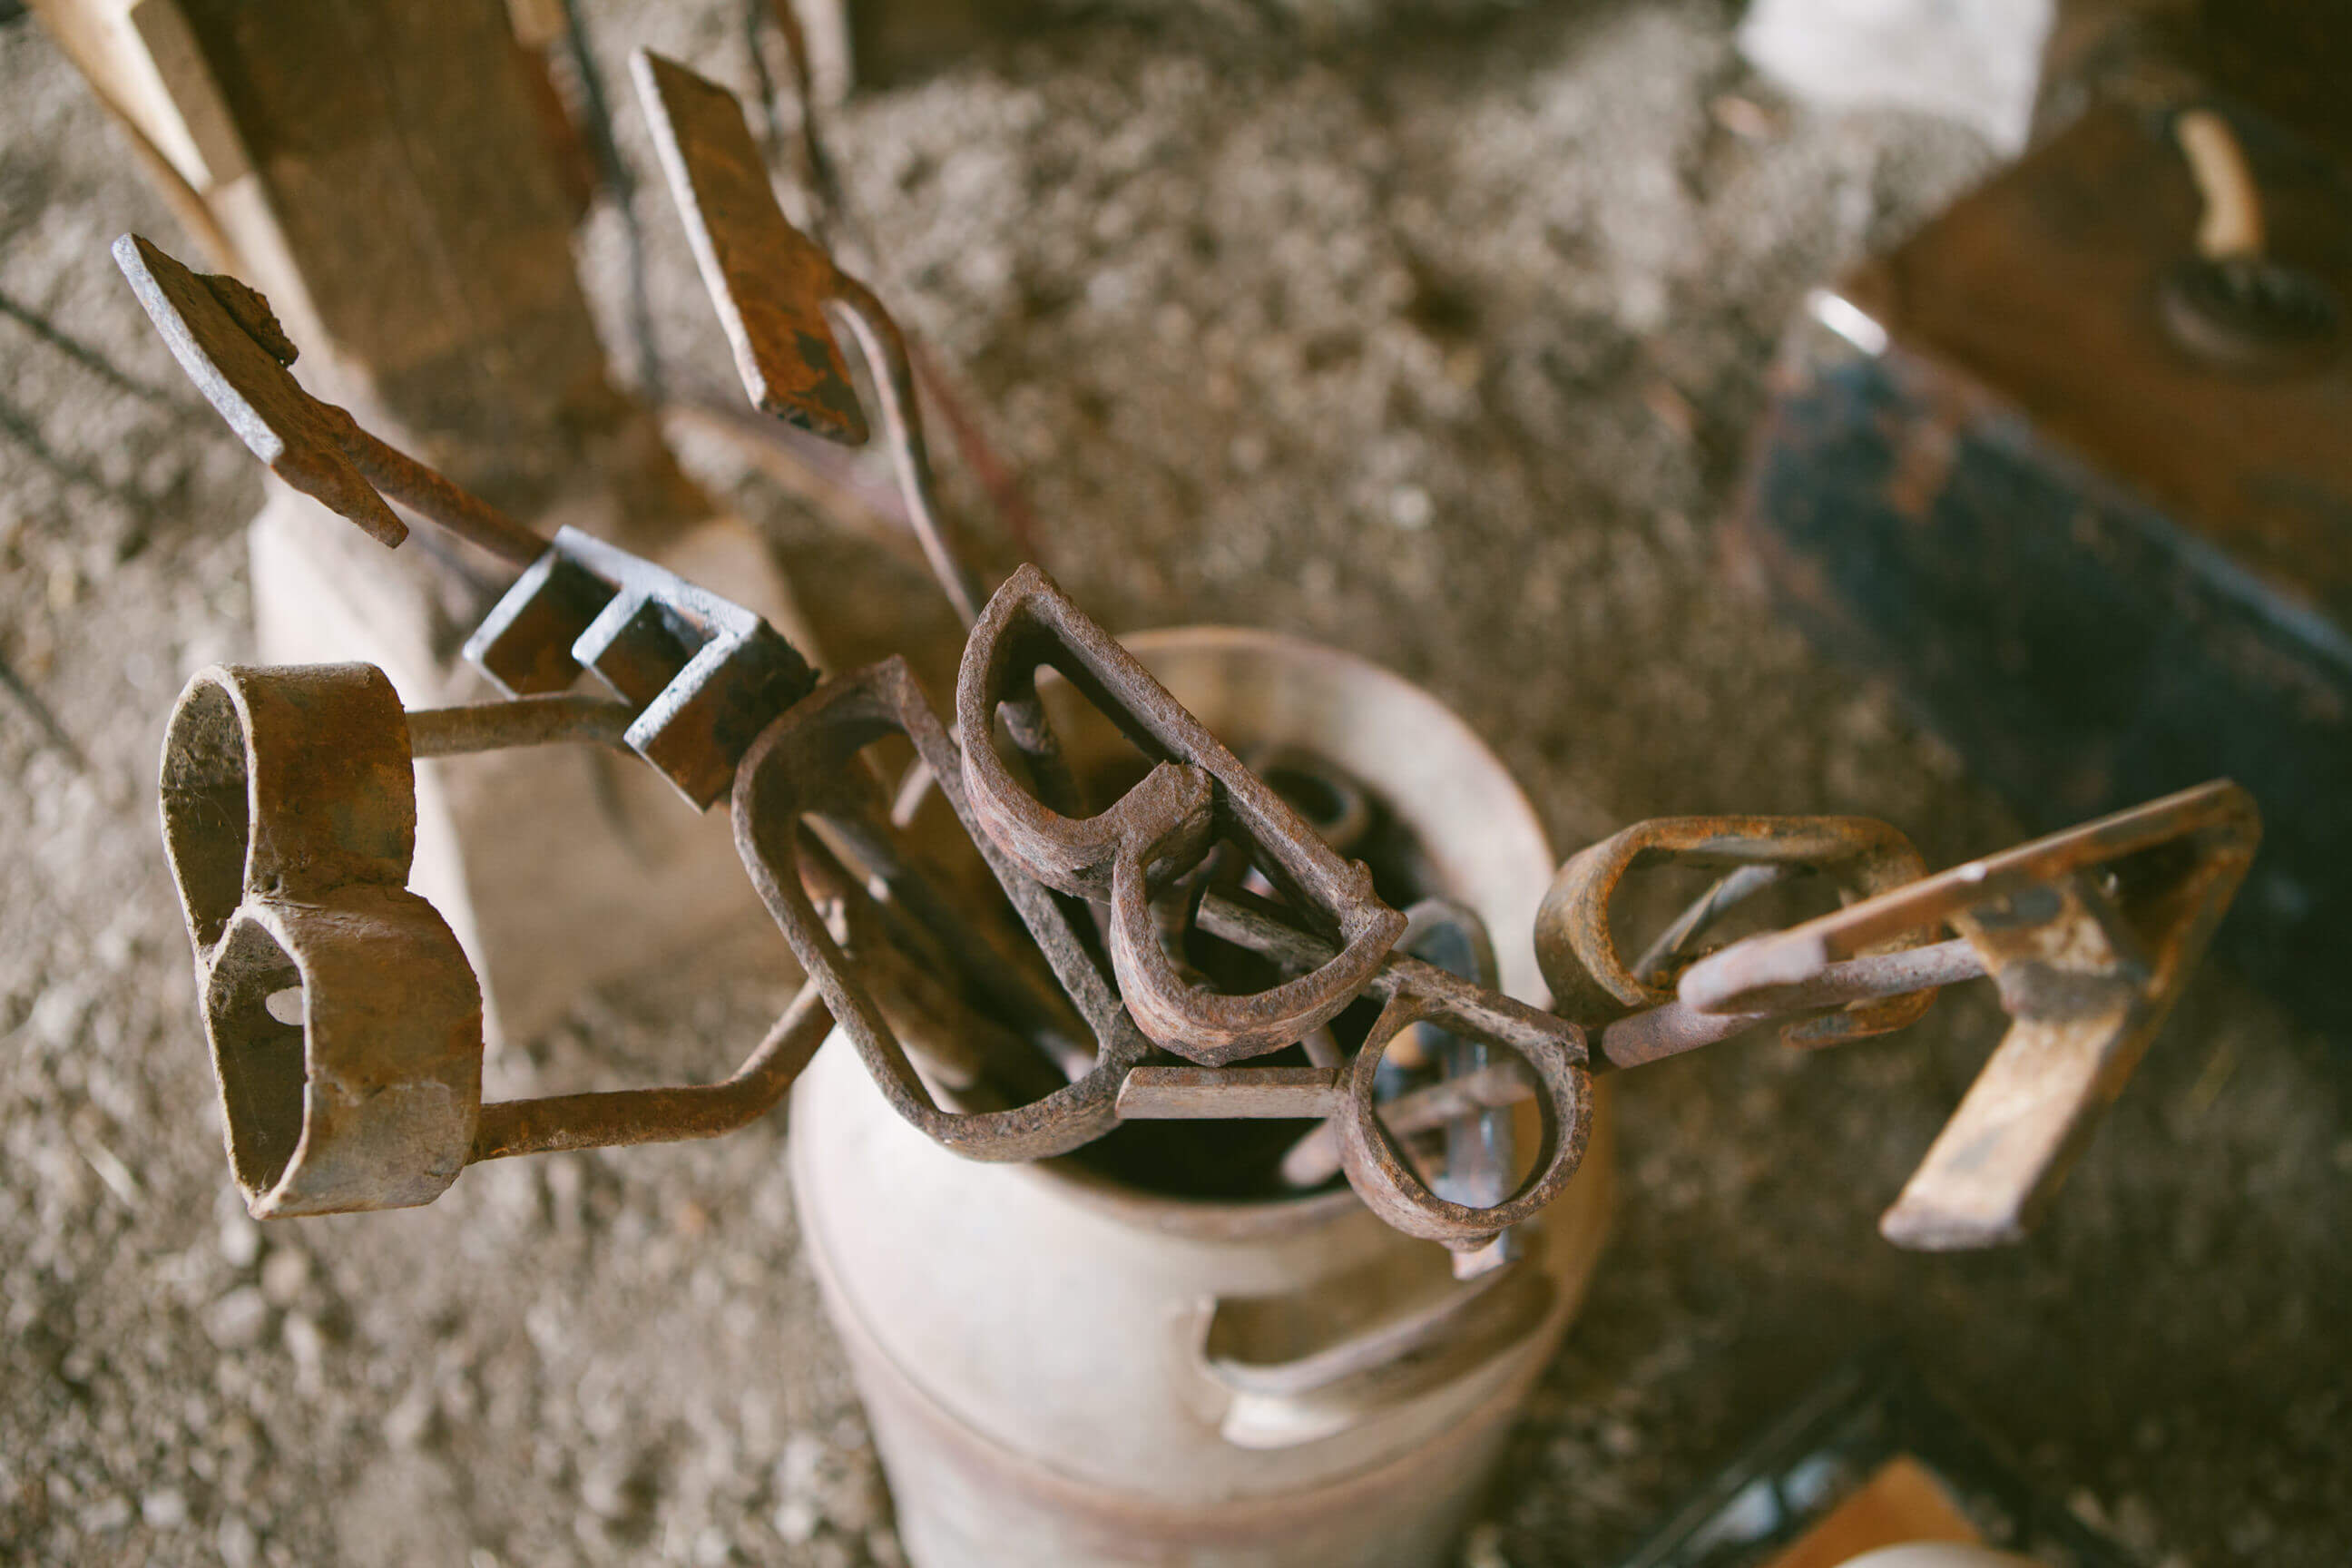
[3,1,2347,1564]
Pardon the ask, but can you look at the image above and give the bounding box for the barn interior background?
[0,0,2345,1564]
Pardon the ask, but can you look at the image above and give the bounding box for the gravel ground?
[3,2,2346,1565]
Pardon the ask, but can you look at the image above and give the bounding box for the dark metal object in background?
[1738,101,2352,1033]
[1616,1348,2142,1568]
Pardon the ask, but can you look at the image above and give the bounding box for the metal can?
[789,627,1612,1567]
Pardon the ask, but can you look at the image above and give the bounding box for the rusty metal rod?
[1601,936,1984,1068]
[1631,862,1799,983]
[1195,887,1581,1062]
[1279,1062,1528,1188]
[1274,942,1982,1187]
[339,422,549,567]
[1200,887,1984,1073]
[466,982,832,1161]
[826,276,984,626]
[406,694,637,758]
[1677,785,2249,995]
[824,279,1087,818]
[1116,1065,1339,1120]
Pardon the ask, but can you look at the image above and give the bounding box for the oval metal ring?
[1535,814,1931,1047]
[1333,993,1592,1250]
[160,663,483,1218]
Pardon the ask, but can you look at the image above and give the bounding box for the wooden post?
[35,0,697,527]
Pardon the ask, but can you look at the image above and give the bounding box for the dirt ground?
[2,1,2346,1564]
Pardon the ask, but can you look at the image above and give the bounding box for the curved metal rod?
[1630,862,1801,984]
[1200,887,1983,1074]
[826,278,1085,814]
[466,981,833,1161]
[825,275,985,627]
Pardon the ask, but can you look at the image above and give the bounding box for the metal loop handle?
[957,565,1406,1063]
[1535,814,1932,1048]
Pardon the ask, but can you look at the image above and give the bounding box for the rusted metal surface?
[1192,888,1572,1063]
[152,637,2259,1249]
[1279,1063,1530,1190]
[825,271,988,630]
[124,223,828,811]
[405,693,635,757]
[1112,885,1587,1251]
[639,54,1093,818]
[796,821,1079,1108]
[124,123,2261,1259]
[162,663,484,1218]
[1536,814,1933,1046]
[958,564,1408,1064]
[632,49,867,445]
[1334,989,1589,1253]
[115,232,402,548]
[1682,781,2260,1249]
[72,0,691,523]
[733,656,1154,1161]
[160,658,856,1193]
[1594,938,1985,1071]
[634,52,992,629]
[468,983,834,1161]
[1112,1002,1587,1255]
[114,232,551,565]
[463,524,818,808]
[135,401,2262,1251]
[1117,1066,1341,1121]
